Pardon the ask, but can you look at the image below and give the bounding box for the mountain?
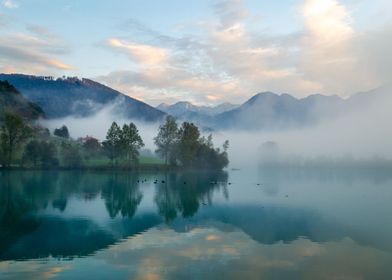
[0,74,165,121]
[212,92,344,130]
[1,73,388,130]
[0,80,45,121]
[157,101,238,129]
[213,88,390,130]
[211,102,239,115]
[158,92,377,130]
[157,101,238,117]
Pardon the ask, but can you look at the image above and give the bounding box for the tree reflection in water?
[0,170,228,260]
[101,173,143,219]
[0,171,228,226]
[154,171,228,223]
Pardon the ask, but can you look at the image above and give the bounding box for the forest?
[0,113,229,170]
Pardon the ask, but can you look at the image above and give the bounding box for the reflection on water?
[0,171,228,260]
[0,168,392,279]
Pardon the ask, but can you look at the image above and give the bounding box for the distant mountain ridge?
[158,87,390,130]
[0,73,389,131]
[157,101,238,117]
[0,74,165,122]
[213,87,390,130]
[0,80,45,121]
[212,92,343,129]
[157,101,238,129]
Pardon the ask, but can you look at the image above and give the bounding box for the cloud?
[302,0,353,43]
[98,0,317,105]
[27,25,57,40]
[2,0,18,9]
[298,0,377,95]
[106,38,168,66]
[3,226,391,280]
[0,44,71,70]
[213,0,248,29]
[98,0,391,105]
[0,24,72,74]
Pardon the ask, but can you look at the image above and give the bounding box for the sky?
[0,0,391,106]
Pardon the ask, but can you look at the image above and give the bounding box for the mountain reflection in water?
[0,168,392,280]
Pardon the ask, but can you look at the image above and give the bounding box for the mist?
[40,102,160,152]
[40,87,392,169]
[215,87,392,168]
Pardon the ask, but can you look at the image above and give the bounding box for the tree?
[81,137,102,159]
[22,140,59,168]
[168,122,229,170]
[154,116,179,165]
[120,123,144,165]
[40,141,59,168]
[54,125,70,138]
[61,142,83,168]
[0,112,31,167]
[194,136,228,170]
[177,122,200,167]
[102,122,122,165]
[22,140,41,167]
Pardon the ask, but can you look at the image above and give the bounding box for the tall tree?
[82,137,102,159]
[177,122,200,167]
[0,112,31,167]
[40,141,59,168]
[154,116,179,165]
[61,142,83,168]
[121,123,144,165]
[102,122,122,165]
[22,140,59,168]
[22,140,41,167]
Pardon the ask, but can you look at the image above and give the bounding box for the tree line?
[0,112,229,170]
[154,116,229,169]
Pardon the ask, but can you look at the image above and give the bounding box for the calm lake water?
[1,168,392,280]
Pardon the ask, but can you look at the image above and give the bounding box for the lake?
[1,168,392,280]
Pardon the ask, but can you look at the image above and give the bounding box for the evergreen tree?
[102,122,122,165]
[121,123,144,165]
[22,140,41,167]
[82,137,102,159]
[61,142,83,168]
[154,116,179,165]
[40,141,59,168]
[177,122,200,167]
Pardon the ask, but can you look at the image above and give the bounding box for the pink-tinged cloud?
[107,38,168,65]
[98,0,391,105]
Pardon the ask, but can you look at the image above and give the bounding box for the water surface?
[1,168,392,279]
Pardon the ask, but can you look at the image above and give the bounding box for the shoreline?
[0,164,227,172]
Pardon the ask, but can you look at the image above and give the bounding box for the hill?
[0,74,165,121]
[0,80,45,121]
